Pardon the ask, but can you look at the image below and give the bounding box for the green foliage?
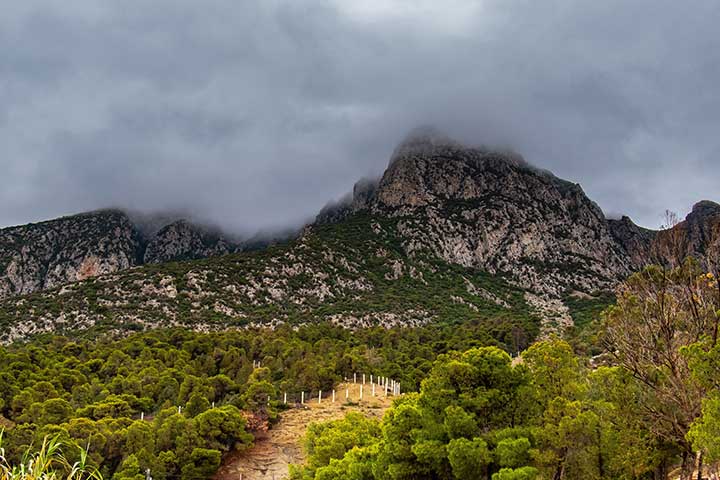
[180,448,221,480]
[291,412,381,479]
[292,335,710,479]
[563,292,615,331]
[0,317,539,480]
[495,437,531,468]
[447,437,491,479]
[602,261,720,478]
[688,394,720,462]
[491,466,538,480]
[521,337,581,408]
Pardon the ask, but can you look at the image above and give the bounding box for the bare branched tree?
[602,260,720,480]
[652,210,687,269]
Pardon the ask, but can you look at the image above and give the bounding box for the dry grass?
[0,433,101,480]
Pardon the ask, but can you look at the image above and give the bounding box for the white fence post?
[318,390,322,404]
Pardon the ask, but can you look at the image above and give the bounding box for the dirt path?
[214,383,395,480]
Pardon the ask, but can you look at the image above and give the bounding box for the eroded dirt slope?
[215,383,394,480]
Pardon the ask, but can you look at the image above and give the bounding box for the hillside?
[0,210,242,299]
[1,130,718,344]
[0,213,540,347]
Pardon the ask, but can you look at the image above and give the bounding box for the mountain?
[0,210,242,299]
[609,200,720,269]
[0,129,717,344]
[322,128,633,297]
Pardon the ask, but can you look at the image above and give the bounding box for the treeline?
[0,316,529,479]
[291,261,720,480]
[5,261,718,479]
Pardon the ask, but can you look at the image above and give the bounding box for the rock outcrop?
[322,129,632,295]
[0,210,142,298]
[607,216,658,269]
[319,129,719,296]
[667,201,720,265]
[609,201,720,269]
[0,210,241,299]
[144,220,233,264]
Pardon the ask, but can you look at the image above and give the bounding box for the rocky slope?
[608,200,720,270]
[143,220,234,264]
[0,210,242,299]
[322,129,633,297]
[655,200,720,267]
[324,129,720,288]
[0,213,541,345]
[0,129,717,343]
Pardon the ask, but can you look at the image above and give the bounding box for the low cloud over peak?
[1,0,719,233]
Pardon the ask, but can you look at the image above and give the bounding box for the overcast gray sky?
[1,0,718,232]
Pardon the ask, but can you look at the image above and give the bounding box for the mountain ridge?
[0,209,245,299]
[1,131,718,343]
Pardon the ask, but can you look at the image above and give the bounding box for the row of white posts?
[139,371,401,418]
[353,372,401,396]
[274,373,401,406]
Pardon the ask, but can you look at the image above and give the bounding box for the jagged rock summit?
[0,210,241,299]
[321,128,633,296]
[143,220,234,264]
[319,128,719,297]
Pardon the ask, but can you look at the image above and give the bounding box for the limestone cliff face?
[319,130,720,297]
[0,210,240,299]
[607,216,658,269]
[3,129,718,318]
[330,131,631,295]
[2,130,720,341]
[609,201,720,270]
[143,220,234,264]
[0,210,142,298]
[673,201,720,262]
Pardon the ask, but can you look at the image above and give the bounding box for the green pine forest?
[1,261,720,480]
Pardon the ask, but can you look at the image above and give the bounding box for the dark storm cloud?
[1,0,719,232]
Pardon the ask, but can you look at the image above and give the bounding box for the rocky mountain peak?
[388,126,463,164]
[364,133,627,295]
[672,200,720,262]
[143,219,234,264]
[689,200,720,219]
[607,216,658,269]
[0,210,241,299]
[1,129,719,341]
[313,130,639,297]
